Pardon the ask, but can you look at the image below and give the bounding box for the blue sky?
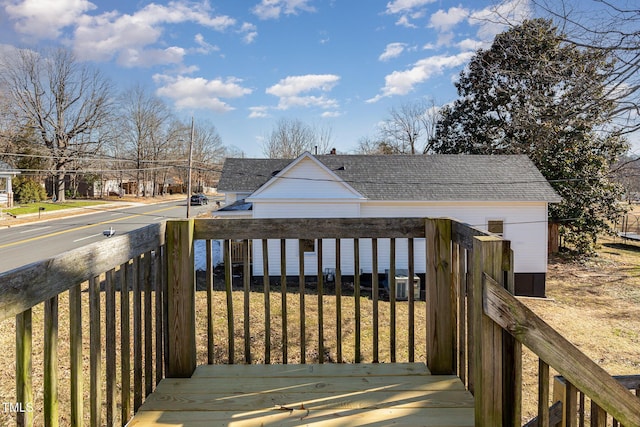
[1,0,533,157]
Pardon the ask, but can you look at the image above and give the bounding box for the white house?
[216,152,561,297]
[0,161,20,208]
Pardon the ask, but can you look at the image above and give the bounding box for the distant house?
[217,152,561,297]
[0,161,20,207]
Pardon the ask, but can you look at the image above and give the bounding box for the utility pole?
[186,117,194,218]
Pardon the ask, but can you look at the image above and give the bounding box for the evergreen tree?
[432,19,628,254]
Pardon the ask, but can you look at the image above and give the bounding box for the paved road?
[0,199,218,273]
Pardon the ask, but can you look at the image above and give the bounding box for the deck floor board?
[128,363,474,427]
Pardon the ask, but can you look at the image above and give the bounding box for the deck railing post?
[426,218,455,374]
[472,236,510,426]
[166,219,196,378]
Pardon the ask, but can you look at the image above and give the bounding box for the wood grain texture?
[128,363,474,427]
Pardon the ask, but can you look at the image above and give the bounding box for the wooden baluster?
[243,239,251,364]
[565,381,578,427]
[354,238,361,363]
[121,262,132,424]
[69,284,83,426]
[144,252,153,395]
[372,238,379,363]
[317,238,324,363]
[133,257,143,409]
[458,245,467,386]
[105,269,116,425]
[16,308,33,427]
[408,237,415,363]
[224,240,234,364]
[389,238,396,363]
[262,239,271,364]
[538,359,550,427]
[299,239,306,364]
[335,239,343,363]
[207,240,215,364]
[155,248,164,384]
[280,239,288,364]
[44,295,59,427]
[89,275,102,427]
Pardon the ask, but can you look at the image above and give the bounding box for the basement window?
[487,220,504,237]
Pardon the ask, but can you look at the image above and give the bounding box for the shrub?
[13,178,47,203]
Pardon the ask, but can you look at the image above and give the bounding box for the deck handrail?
[1,222,166,426]
[3,216,639,426]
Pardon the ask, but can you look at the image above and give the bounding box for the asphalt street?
[0,198,218,273]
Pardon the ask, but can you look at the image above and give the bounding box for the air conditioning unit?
[385,269,421,301]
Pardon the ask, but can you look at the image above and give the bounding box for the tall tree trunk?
[56,170,66,202]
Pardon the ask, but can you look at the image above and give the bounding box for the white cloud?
[385,0,435,15]
[266,74,340,111]
[367,52,474,102]
[321,111,341,118]
[193,34,219,54]
[428,7,468,32]
[267,74,339,97]
[154,75,252,112]
[469,0,531,41]
[4,0,96,39]
[239,22,258,44]
[252,0,316,20]
[379,42,406,62]
[249,106,270,118]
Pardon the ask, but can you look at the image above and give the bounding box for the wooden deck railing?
[0,223,167,426]
[1,216,639,426]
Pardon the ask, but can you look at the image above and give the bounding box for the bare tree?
[0,47,114,202]
[378,98,440,154]
[262,118,333,158]
[118,84,172,197]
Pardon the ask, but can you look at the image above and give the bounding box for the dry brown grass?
[0,236,639,425]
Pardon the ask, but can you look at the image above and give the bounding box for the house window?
[488,220,504,236]
[300,239,315,254]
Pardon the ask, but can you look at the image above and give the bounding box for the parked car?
[190,193,208,205]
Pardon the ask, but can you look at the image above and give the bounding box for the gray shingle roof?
[217,154,561,202]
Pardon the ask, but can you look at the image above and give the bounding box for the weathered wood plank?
[16,308,33,427]
[105,269,117,426]
[298,240,306,364]
[408,237,415,363]
[194,217,426,240]
[69,284,83,426]
[483,275,640,427]
[427,218,454,375]
[44,295,59,427]
[128,408,474,427]
[451,221,490,250]
[262,239,271,364]
[354,238,361,363]
[154,248,164,385]
[155,375,467,394]
[206,241,214,364]
[1,222,165,322]
[138,389,474,411]
[133,257,143,411]
[242,239,251,364]
[280,239,288,363]
[193,362,431,378]
[317,238,324,364]
[389,238,396,364]
[472,236,506,426]
[372,238,380,364]
[166,220,196,378]
[223,240,234,364]
[335,239,343,363]
[121,262,131,424]
[89,275,102,427]
[538,359,550,427]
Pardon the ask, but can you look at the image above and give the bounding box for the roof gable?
[248,152,364,200]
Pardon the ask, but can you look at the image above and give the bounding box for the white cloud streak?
[266,74,340,111]
[379,42,406,62]
[252,0,316,20]
[154,74,252,112]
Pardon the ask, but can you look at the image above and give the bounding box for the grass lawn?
[4,200,106,216]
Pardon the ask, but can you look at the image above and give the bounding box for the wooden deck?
[127,363,474,426]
